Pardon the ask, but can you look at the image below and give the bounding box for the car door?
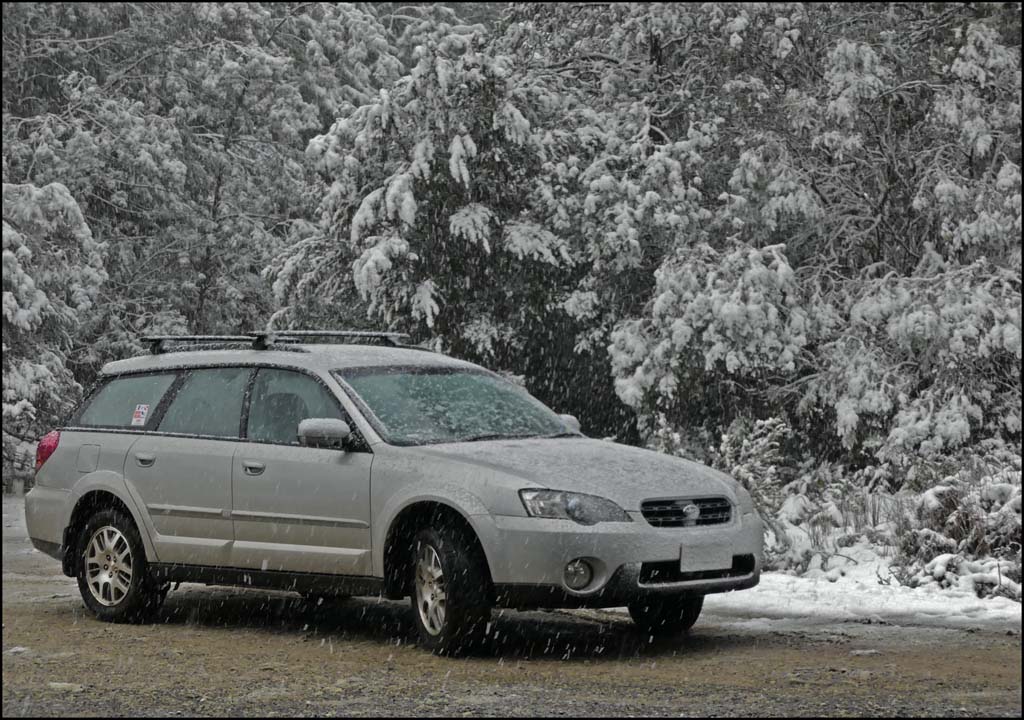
[230,367,373,576]
[125,366,252,567]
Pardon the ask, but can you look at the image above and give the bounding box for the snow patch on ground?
[699,572,1020,630]
[635,539,1020,630]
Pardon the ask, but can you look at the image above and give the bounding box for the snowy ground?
[693,540,1020,631]
[610,536,1019,630]
[598,540,1022,631]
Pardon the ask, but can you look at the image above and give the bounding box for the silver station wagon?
[25,331,763,653]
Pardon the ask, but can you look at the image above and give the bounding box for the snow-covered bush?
[715,416,794,514]
[643,412,715,465]
[915,554,1020,601]
[707,416,803,567]
[896,463,1022,599]
[2,181,105,477]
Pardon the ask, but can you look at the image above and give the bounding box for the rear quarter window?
[76,373,177,429]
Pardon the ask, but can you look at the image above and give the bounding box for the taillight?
[35,430,61,472]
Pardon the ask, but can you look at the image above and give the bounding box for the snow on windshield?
[337,367,568,446]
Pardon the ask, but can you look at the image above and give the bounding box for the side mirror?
[559,414,581,433]
[298,418,352,449]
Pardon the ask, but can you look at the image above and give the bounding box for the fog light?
[564,559,593,590]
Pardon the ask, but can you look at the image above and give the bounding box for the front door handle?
[135,453,156,467]
[242,460,266,476]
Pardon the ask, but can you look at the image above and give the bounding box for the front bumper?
[494,560,760,609]
[477,509,764,609]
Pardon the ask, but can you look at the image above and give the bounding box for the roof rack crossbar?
[141,335,255,355]
[256,330,410,347]
[141,330,412,354]
[264,330,409,339]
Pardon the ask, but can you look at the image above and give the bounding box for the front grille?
[641,496,732,527]
[639,554,756,585]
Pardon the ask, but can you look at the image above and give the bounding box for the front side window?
[247,368,345,445]
[336,367,568,446]
[77,373,177,429]
[158,367,251,438]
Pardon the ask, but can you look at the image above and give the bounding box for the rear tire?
[628,596,703,635]
[75,508,166,623]
[409,526,491,655]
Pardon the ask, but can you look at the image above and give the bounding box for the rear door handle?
[134,453,156,467]
[242,460,265,476]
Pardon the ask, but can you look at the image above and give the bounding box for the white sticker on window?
[131,404,150,427]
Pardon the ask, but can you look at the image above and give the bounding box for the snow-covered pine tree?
[2,182,105,479]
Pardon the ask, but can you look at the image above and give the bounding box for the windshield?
[335,366,572,446]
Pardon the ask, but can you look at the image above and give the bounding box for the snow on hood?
[415,437,738,511]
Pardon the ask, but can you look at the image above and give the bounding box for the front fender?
[372,484,494,579]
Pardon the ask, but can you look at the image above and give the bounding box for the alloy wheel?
[414,543,447,636]
[84,525,133,606]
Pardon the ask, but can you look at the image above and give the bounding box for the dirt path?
[3,496,1021,717]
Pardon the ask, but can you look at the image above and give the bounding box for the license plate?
[680,541,732,572]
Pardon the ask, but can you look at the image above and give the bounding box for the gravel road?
[3,495,1021,717]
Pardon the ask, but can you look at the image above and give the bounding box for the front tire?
[628,596,704,635]
[75,508,166,623]
[409,526,491,655]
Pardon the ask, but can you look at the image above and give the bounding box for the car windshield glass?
[335,367,569,446]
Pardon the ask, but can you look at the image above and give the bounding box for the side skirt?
[148,563,385,597]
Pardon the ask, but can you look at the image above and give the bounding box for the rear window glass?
[158,367,251,438]
[77,373,177,428]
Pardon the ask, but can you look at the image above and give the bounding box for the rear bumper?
[24,485,68,546]
[29,537,63,561]
[25,485,72,569]
[476,510,764,609]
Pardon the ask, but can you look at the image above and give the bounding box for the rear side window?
[247,368,345,445]
[158,367,251,438]
[77,373,177,428]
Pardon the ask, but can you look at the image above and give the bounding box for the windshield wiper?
[458,431,582,443]
[460,433,515,443]
[460,433,537,443]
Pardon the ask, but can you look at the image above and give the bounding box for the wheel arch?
[380,499,495,601]
[62,482,155,577]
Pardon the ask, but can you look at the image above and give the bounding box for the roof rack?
[250,330,410,350]
[141,330,411,355]
[142,335,256,355]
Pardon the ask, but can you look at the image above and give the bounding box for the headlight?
[519,489,632,525]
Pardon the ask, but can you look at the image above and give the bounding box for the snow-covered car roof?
[100,344,479,376]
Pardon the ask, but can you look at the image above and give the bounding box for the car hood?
[414,437,738,511]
